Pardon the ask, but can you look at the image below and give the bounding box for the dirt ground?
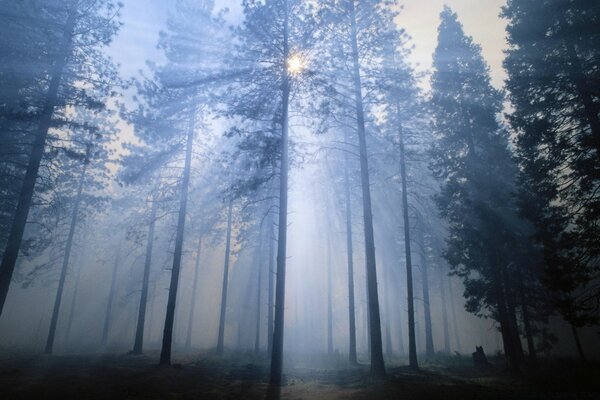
[0,351,598,399]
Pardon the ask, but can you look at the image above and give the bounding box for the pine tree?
[0,0,121,316]
[503,0,600,327]
[430,6,533,372]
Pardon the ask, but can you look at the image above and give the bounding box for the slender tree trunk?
[383,254,393,357]
[45,157,88,354]
[64,248,83,347]
[185,235,202,350]
[0,5,77,316]
[447,276,462,353]
[102,241,121,348]
[326,209,334,354]
[267,214,275,357]
[397,118,418,369]
[159,112,195,365]
[438,267,451,354]
[255,229,263,354]
[269,0,291,385]
[132,200,158,354]
[216,200,233,354]
[571,324,586,362]
[417,216,434,359]
[349,1,385,376]
[343,141,357,364]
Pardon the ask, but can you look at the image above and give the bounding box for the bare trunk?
[349,1,385,376]
[216,200,233,354]
[45,157,88,354]
[269,7,290,382]
[267,215,275,357]
[254,229,263,354]
[185,235,202,350]
[133,200,158,354]
[417,216,434,359]
[102,241,121,348]
[326,211,333,354]
[64,248,83,347]
[343,141,357,364]
[438,267,451,354]
[159,112,195,365]
[0,4,77,316]
[397,120,418,369]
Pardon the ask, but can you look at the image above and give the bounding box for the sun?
[287,54,306,75]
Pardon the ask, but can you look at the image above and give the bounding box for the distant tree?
[503,0,600,328]
[122,0,226,365]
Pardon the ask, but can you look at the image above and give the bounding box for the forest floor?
[0,350,598,400]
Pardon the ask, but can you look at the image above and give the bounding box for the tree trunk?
[185,235,202,350]
[397,118,418,369]
[254,228,263,354]
[267,214,275,357]
[516,265,536,363]
[269,0,291,385]
[349,1,385,377]
[502,266,525,363]
[447,276,462,353]
[326,206,334,354]
[343,140,357,364]
[159,112,195,365]
[0,5,77,316]
[132,199,158,354]
[64,247,83,347]
[45,156,88,354]
[216,200,233,354]
[417,216,434,359]
[102,240,121,348]
[438,267,451,354]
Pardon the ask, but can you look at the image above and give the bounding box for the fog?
[0,0,598,399]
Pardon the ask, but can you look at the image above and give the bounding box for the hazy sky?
[109,0,508,89]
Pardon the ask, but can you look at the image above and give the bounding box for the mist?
[0,1,599,399]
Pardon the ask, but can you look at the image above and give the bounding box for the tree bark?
[185,235,202,350]
[348,0,385,377]
[269,0,291,385]
[159,112,195,365]
[45,154,88,354]
[216,200,233,354]
[0,4,77,316]
[343,139,357,364]
[132,199,158,354]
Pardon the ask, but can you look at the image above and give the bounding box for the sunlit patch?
[287,54,306,76]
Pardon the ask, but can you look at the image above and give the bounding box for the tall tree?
[0,0,121,315]
[503,0,600,327]
[226,0,316,384]
[430,6,532,373]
